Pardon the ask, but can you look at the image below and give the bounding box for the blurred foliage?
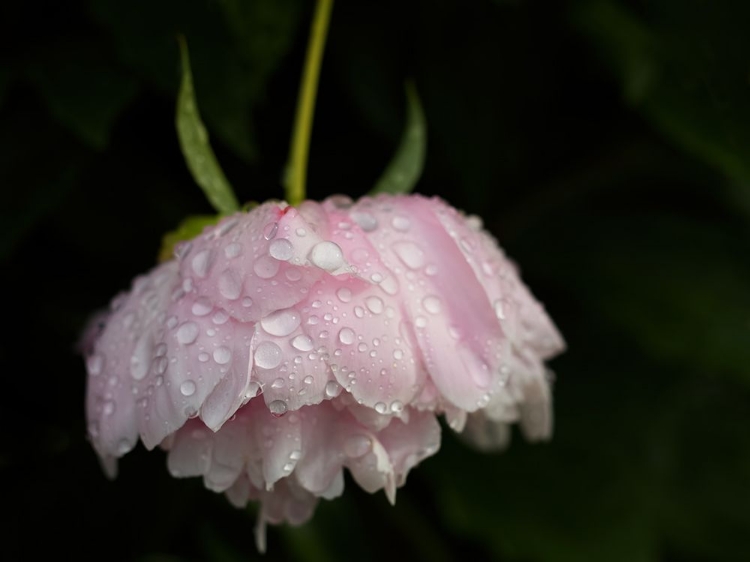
[1,0,750,561]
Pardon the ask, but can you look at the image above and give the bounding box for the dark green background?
[2,0,750,560]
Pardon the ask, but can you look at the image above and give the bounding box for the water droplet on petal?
[309,241,344,271]
[154,356,168,375]
[242,297,254,308]
[213,346,232,364]
[102,400,116,416]
[212,309,229,325]
[255,342,282,369]
[191,250,212,278]
[336,287,352,303]
[325,381,342,397]
[192,297,212,317]
[269,400,287,416]
[423,296,441,314]
[366,296,384,314]
[180,380,196,396]
[494,299,506,320]
[344,434,372,458]
[352,212,378,232]
[261,308,301,337]
[176,322,199,344]
[269,239,294,261]
[263,222,278,240]
[271,378,285,389]
[338,328,355,345]
[374,402,388,414]
[291,335,314,352]
[224,243,241,259]
[218,269,242,300]
[415,316,428,329]
[391,216,411,231]
[253,256,280,279]
[390,400,404,414]
[87,354,103,376]
[174,241,192,261]
[303,375,314,385]
[393,241,425,269]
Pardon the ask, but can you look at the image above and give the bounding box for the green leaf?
[89,0,303,164]
[25,38,138,150]
[370,81,426,195]
[176,36,240,216]
[158,214,221,263]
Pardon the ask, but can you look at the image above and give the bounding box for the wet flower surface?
[84,193,564,548]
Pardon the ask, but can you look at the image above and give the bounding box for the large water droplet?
[218,269,241,300]
[255,342,282,369]
[176,321,199,344]
[423,295,441,314]
[224,243,241,259]
[374,402,388,414]
[191,250,212,278]
[390,400,404,414]
[191,297,212,317]
[154,356,168,375]
[365,296,384,314]
[271,378,285,389]
[336,287,352,303]
[352,212,378,232]
[393,241,425,269]
[180,380,196,396]
[261,308,301,337]
[269,238,294,261]
[338,327,355,345]
[269,400,287,416]
[344,434,372,458]
[391,216,411,231]
[253,256,280,279]
[212,309,229,325]
[291,335,314,352]
[325,381,342,397]
[309,241,344,271]
[263,222,278,240]
[379,276,399,296]
[213,346,232,364]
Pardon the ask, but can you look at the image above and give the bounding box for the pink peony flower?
[84,193,564,549]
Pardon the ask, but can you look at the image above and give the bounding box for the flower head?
[84,193,564,549]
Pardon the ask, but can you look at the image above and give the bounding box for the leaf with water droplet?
[158,214,220,263]
[370,81,426,196]
[176,36,240,215]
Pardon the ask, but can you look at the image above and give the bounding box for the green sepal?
[370,81,426,195]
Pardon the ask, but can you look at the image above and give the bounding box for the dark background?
[2,0,750,560]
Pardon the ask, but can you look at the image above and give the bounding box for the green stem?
[285,0,334,206]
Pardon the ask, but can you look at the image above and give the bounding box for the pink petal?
[85,262,179,460]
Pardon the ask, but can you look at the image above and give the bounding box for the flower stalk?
[285,0,334,206]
